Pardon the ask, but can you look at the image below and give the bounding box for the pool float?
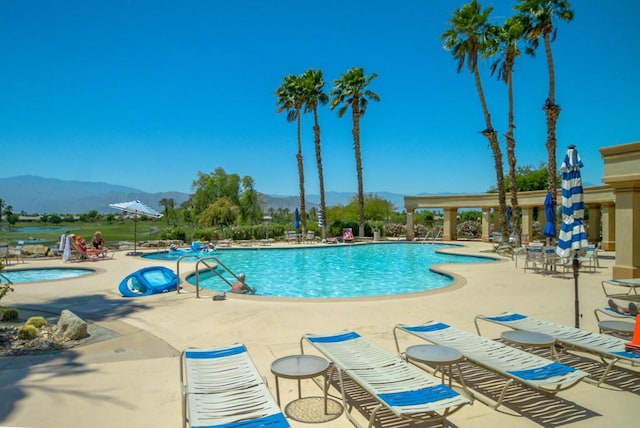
[119,266,179,297]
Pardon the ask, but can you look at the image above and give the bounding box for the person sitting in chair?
[92,231,105,250]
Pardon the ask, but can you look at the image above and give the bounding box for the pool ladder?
[0,272,13,286]
[176,255,250,298]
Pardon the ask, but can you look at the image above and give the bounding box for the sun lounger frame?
[394,321,587,409]
[180,343,289,428]
[300,330,470,428]
[475,312,640,386]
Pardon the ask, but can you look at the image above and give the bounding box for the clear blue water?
[2,268,94,283]
[185,243,495,298]
[142,249,212,261]
[10,227,63,233]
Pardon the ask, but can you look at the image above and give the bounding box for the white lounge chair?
[474,312,640,386]
[180,343,289,428]
[301,330,470,427]
[601,278,640,300]
[394,321,587,409]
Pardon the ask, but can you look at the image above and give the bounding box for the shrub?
[26,316,48,328]
[1,307,19,322]
[18,324,38,340]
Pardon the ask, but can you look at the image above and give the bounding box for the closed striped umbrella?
[556,145,588,328]
[556,146,588,259]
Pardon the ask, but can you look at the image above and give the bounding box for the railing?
[0,272,13,285]
[177,255,251,298]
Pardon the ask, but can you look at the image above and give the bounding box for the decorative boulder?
[56,309,88,340]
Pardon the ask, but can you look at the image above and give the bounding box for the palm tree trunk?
[351,100,365,238]
[312,106,327,240]
[474,68,508,241]
[296,109,307,235]
[505,66,521,246]
[544,32,560,209]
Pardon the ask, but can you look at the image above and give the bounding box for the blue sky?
[1,0,638,199]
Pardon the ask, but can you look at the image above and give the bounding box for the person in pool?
[231,273,255,294]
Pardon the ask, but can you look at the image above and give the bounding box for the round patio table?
[501,330,557,359]
[598,320,635,338]
[271,354,329,406]
[404,344,466,388]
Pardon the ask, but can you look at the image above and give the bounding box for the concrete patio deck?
[0,241,638,427]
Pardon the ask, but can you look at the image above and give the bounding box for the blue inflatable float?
[119,266,179,297]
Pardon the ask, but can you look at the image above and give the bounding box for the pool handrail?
[0,272,13,285]
[177,255,252,298]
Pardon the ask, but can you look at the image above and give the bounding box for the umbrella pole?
[573,254,580,328]
[134,212,137,255]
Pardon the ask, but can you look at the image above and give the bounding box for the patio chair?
[341,228,354,243]
[8,240,25,263]
[300,330,470,427]
[393,321,587,409]
[0,243,11,265]
[474,312,640,386]
[578,243,600,272]
[523,245,544,273]
[180,343,289,428]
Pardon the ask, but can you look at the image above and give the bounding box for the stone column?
[481,208,491,242]
[406,210,415,241]
[600,203,615,251]
[442,208,458,241]
[587,204,601,244]
[520,206,534,244]
[600,142,640,279]
[612,187,640,278]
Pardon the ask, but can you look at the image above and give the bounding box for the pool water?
[142,250,213,261]
[187,243,495,298]
[1,268,94,283]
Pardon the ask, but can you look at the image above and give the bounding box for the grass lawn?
[0,220,166,247]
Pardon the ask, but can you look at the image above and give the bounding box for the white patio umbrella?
[108,200,163,256]
[556,145,588,328]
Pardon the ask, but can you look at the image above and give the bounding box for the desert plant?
[18,324,38,340]
[1,307,19,321]
[26,316,48,328]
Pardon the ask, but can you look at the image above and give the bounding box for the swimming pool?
[1,268,94,283]
[186,243,495,298]
[142,249,213,261]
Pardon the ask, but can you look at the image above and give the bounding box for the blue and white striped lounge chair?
[394,322,587,409]
[301,330,470,427]
[180,343,289,428]
[474,312,640,386]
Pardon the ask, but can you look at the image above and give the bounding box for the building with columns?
[404,142,640,279]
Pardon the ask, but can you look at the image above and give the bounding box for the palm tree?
[441,0,508,242]
[159,198,175,223]
[301,69,329,240]
[515,0,574,210]
[330,67,380,238]
[0,198,4,223]
[489,17,525,245]
[275,74,307,234]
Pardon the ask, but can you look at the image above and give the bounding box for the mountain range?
[0,175,411,214]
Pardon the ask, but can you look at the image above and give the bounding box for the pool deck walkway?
[0,241,638,427]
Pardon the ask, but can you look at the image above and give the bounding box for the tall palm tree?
[489,17,525,245]
[300,69,329,239]
[275,74,307,234]
[515,0,574,209]
[330,67,380,238]
[0,198,4,223]
[441,0,509,242]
